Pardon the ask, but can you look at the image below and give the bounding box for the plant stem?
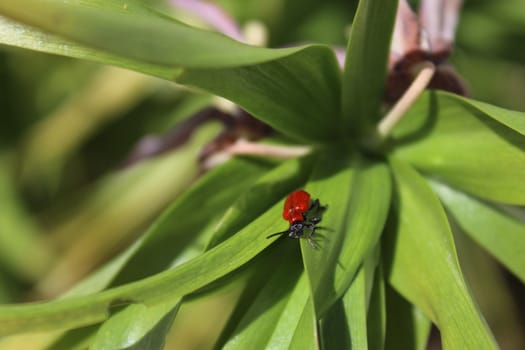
[202,139,311,169]
[377,61,436,139]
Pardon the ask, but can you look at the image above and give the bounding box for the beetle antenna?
[266,230,289,239]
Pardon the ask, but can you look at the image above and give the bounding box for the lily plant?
[0,0,523,349]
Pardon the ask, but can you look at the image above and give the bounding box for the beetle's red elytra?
[283,189,311,224]
[267,190,327,249]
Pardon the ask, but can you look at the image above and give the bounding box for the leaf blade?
[385,157,497,349]
[393,91,525,205]
[342,0,398,134]
[431,180,525,283]
[301,153,391,317]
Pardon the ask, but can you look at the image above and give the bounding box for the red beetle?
[267,190,326,248]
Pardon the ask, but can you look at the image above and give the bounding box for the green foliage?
[0,0,524,349]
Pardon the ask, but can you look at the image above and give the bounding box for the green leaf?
[384,285,431,350]
[0,15,179,80]
[91,301,179,350]
[288,294,318,350]
[266,273,315,350]
[367,261,386,350]
[0,192,297,335]
[301,152,391,317]
[36,122,221,297]
[0,0,300,69]
[111,157,275,286]
[342,0,398,135]
[14,158,270,348]
[343,265,371,349]
[392,91,525,205]
[178,47,341,144]
[451,93,525,136]
[320,250,381,350]
[450,225,525,348]
[430,180,525,283]
[0,1,341,144]
[384,157,497,349]
[221,245,303,349]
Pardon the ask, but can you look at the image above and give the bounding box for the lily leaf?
[301,152,391,317]
[0,194,294,335]
[367,259,387,350]
[221,244,303,349]
[384,285,431,350]
[431,180,525,283]
[393,91,525,205]
[0,0,341,143]
[342,0,398,134]
[178,47,341,143]
[0,0,298,69]
[91,301,179,350]
[385,157,497,349]
[319,249,381,350]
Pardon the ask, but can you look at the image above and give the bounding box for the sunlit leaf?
[384,157,497,349]
[393,91,525,205]
[178,47,341,143]
[301,152,391,316]
[342,0,398,134]
[367,259,386,350]
[221,244,303,349]
[0,0,299,69]
[91,301,179,350]
[0,194,294,335]
[0,0,341,143]
[431,180,525,283]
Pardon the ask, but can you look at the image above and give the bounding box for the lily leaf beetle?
[267,190,327,249]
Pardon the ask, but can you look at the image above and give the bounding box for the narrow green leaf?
[451,225,525,349]
[8,158,269,348]
[222,245,303,349]
[111,157,275,285]
[0,0,301,69]
[0,15,179,80]
[0,194,296,335]
[367,260,386,350]
[384,285,431,350]
[0,1,341,144]
[319,299,351,350]
[449,93,525,136]
[320,250,380,350]
[430,180,525,283]
[37,122,221,296]
[266,273,315,350]
[384,157,497,349]
[392,91,525,204]
[343,265,370,349]
[301,153,391,317]
[342,0,398,134]
[288,294,318,350]
[178,47,341,144]
[91,301,179,350]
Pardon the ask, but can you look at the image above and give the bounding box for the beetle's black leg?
[306,235,319,249]
[308,199,320,211]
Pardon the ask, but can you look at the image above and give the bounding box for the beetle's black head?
[288,221,305,239]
